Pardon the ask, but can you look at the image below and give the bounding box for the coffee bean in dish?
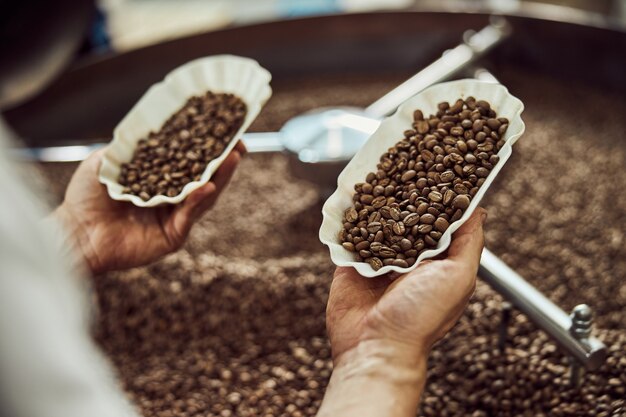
[339,97,507,270]
[117,91,247,200]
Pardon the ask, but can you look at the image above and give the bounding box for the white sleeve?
[0,136,140,417]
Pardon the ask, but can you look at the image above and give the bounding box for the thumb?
[447,207,487,274]
[166,148,242,243]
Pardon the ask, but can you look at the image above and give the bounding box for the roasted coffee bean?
[420,213,436,224]
[401,169,417,182]
[379,206,392,219]
[452,194,471,210]
[415,120,430,134]
[487,118,501,130]
[341,98,503,270]
[404,213,420,227]
[476,167,490,178]
[355,240,370,251]
[389,207,401,221]
[344,207,358,223]
[118,92,246,200]
[418,224,433,234]
[368,257,384,270]
[367,222,382,233]
[399,238,412,251]
[443,189,457,206]
[371,196,387,209]
[434,217,450,232]
[428,191,443,203]
[392,222,406,236]
[429,230,443,240]
[369,241,383,252]
[450,126,464,136]
[379,247,397,258]
[462,164,476,176]
[342,242,355,252]
[392,259,409,268]
[360,194,374,205]
[440,170,455,182]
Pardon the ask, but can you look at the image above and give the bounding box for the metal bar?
[479,248,607,370]
[10,143,106,162]
[365,17,511,118]
[9,131,287,162]
[240,132,285,153]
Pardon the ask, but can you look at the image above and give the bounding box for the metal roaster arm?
[480,248,607,371]
[365,16,511,118]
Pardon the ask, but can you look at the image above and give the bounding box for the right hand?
[326,208,486,366]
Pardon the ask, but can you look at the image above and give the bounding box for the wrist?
[334,338,428,371]
[318,340,428,417]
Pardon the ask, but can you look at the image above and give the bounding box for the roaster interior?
[36,58,626,415]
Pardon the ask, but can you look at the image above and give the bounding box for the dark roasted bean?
[434,217,450,232]
[452,194,471,210]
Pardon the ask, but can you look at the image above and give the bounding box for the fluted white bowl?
[319,79,525,277]
[99,55,272,207]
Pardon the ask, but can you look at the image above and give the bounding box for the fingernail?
[480,211,488,225]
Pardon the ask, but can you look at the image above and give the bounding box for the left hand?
[54,141,245,274]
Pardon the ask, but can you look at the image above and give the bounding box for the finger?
[189,149,242,219]
[235,140,247,155]
[184,149,241,216]
[78,146,107,175]
[210,149,242,192]
[167,150,242,239]
[165,181,217,243]
[447,207,487,272]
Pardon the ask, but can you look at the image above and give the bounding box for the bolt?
[569,304,593,388]
[570,304,592,340]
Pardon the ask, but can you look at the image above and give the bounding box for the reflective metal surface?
[479,249,607,371]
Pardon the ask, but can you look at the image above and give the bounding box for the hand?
[53,142,245,274]
[327,208,486,365]
[317,209,486,417]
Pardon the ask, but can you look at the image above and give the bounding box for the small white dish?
[99,54,272,207]
[319,79,525,277]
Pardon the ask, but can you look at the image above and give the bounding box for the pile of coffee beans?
[39,69,625,417]
[340,98,508,270]
[118,92,246,200]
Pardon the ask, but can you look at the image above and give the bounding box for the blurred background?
[2,0,626,115]
[101,0,626,51]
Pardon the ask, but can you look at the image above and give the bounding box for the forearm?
[317,340,427,417]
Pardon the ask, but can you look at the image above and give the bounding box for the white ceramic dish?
[319,79,525,277]
[99,55,272,207]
